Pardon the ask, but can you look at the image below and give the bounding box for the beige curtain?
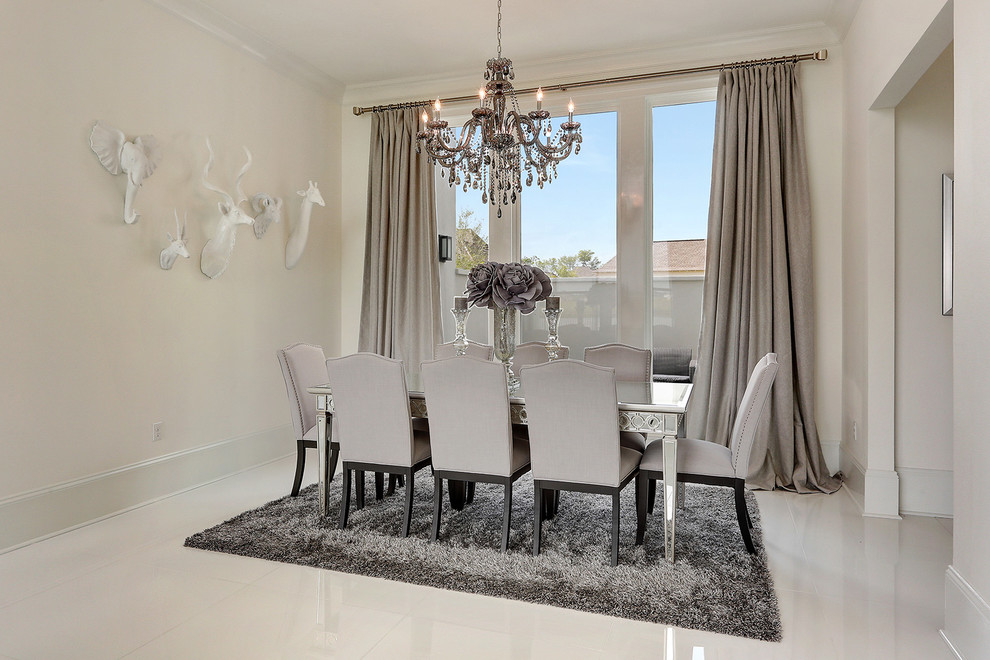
[688,63,840,493]
[358,107,441,370]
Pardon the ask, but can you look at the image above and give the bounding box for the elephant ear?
[89,121,125,175]
[133,135,162,178]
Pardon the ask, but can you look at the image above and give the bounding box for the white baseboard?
[0,426,291,552]
[942,566,990,660]
[898,467,954,517]
[839,448,901,518]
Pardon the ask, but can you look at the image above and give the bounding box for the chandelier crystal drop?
[416,0,582,218]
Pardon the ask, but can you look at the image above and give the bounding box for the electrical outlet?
[852,421,858,443]
[153,422,163,443]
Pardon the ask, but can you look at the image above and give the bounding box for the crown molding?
[146,0,345,100]
[343,22,839,107]
[825,0,863,41]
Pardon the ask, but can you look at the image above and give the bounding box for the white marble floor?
[0,456,954,659]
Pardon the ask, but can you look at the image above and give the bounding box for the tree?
[523,250,600,277]
[455,209,489,270]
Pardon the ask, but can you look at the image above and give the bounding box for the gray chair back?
[435,340,495,361]
[584,343,652,382]
[652,347,693,382]
[422,356,515,476]
[326,353,415,466]
[276,343,327,439]
[729,353,780,479]
[521,360,623,487]
[510,341,569,376]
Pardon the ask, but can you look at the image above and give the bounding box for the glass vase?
[493,306,519,392]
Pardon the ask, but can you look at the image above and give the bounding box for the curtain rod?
[352,48,827,116]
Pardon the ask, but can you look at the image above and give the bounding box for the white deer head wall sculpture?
[251,193,283,239]
[160,210,190,270]
[285,181,325,270]
[199,139,253,279]
[89,121,162,224]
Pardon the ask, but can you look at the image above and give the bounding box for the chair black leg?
[291,440,306,496]
[397,475,405,487]
[611,491,621,567]
[533,485,543,557]
[328,443,340,483]
[431,476,443,542]
[375,472,385,500]
[734,481,756,554]
[339,468,351,529]
[501,481,513,552]
[402,471,415,538]
[466,481,476,504]
[387,474,398,496]
[636,473,648,545]
[647,478,656,515]
[355,471,366,509]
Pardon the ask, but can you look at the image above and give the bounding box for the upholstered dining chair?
[584,343,653,455]
[277,343,337,497]
[435,340,495,361]
[521,360,642,567]
[635,353,779,554]
[326,353,432,537]
[421,356,531,551]
[509,341,569,376]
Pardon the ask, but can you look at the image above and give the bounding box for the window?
[518,111,618,358]
[651,101,715,362]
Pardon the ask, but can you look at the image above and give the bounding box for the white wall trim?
[898,467,954,517]
[839,447,901,518]
[146,0,345,100]
[0,426,291,553]
[942,565,990,660]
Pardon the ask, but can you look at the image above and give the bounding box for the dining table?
[308,375,692,561]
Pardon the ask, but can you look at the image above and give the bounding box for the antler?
[234,146,252,206]
[173,209,187,242]
[201,138,233,207]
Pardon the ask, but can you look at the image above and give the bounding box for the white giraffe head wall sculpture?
[285,181,325,270]
[160,210,190,270]
[89,121,162,224]
[199,139,254,279]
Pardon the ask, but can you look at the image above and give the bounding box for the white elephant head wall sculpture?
[89,121,162,224]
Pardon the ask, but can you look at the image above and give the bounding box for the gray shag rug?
[185,473,781,641]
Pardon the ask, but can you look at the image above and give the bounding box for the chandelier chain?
[496,0,502,58]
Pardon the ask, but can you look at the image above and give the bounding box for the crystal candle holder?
[544,302,562,361]
[451,297,470,356]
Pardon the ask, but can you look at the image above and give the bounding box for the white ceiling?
[156,0,859,93]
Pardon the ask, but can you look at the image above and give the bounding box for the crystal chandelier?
[417,0,582,218]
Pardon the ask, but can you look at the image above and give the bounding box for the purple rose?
[492,263,553,314]
[465,261,501,309]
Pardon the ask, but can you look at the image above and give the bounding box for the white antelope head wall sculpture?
[285,181,326,270]
[199,139,254,279]
[159,210,190,270]
[89,121,162,224]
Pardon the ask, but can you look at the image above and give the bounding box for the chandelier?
[416,0,582,218]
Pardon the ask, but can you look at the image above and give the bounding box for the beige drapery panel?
[688,63,840,493]
[358,107,441,370]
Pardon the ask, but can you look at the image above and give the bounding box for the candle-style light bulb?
[421,111,429,128]
[479,87,486,101]
[536,87,543,111]
[567,98,574,122]
[434,97,442,121]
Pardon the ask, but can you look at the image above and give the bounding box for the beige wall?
[840,0,951,516]
[893,45,954,515]
[947,0,990,654]
[0,1,340,502]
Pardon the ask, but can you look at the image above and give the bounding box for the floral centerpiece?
[464,261,552,313]
[465,261,552,390]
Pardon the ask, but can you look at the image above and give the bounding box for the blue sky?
[456,101,716,263]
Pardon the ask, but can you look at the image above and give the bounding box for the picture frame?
[942,173,954,316]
